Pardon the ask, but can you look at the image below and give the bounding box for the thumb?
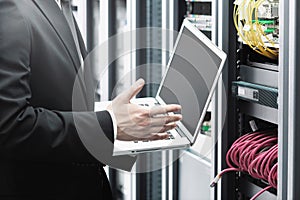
[119,78,145,103]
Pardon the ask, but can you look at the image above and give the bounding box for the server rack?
[217,0,279,198]
[215,0,300,199]
[176,1,219,200]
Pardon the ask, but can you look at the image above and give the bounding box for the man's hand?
[108,79,182,141]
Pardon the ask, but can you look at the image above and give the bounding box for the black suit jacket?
[0,0,133,199]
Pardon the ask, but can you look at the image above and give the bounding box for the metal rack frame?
[280,0,300,199]
[216,0,300,199]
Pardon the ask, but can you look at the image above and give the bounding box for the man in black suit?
[0,0,182,199]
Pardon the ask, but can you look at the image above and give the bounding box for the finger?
[129,133,169,141]
[158,123,177,133]
[119,78,145,103]
[148,133,169,140]
[144,122,177,135]
[150,104,181,116]
[150,115,182,126]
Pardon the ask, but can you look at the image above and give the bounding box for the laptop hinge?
[174,127,188,139]
[176,127,193,143]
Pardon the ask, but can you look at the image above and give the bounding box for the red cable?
[250,185,273,200]
[268,163,278,188]
[226,130,277,185]
[211,130,278,199]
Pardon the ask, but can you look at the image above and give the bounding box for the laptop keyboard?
[166,131,175,140]
[133,131,175,143]
[138,103,159,107]
[138,103,149,107]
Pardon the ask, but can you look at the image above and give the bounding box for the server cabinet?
[215,0,299,199]
[176,1,219,200]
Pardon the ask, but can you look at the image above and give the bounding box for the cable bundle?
[211,130,278,200]
[233,0,279,59]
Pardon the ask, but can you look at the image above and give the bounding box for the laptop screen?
[158,27,222,137]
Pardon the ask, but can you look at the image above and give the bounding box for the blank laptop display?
[158,27,223,138]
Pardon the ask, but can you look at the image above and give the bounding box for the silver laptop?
[113,19,227,156]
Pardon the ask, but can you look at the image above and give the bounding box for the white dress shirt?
[55,0,62,9]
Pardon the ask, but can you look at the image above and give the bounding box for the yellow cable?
[233,0,278,60]
[254,0,278,58]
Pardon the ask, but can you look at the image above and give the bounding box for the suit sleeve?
[0,0,115,164]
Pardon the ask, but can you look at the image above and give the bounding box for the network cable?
[210,130,278,200]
